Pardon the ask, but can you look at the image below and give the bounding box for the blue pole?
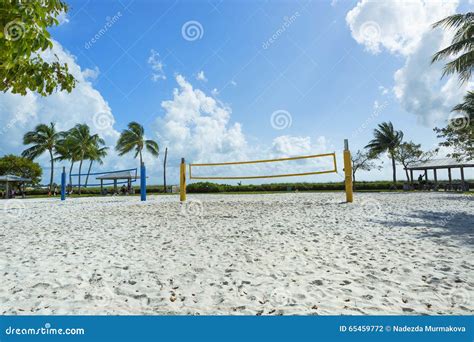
[61,166,66,201]
[140,162,146,201]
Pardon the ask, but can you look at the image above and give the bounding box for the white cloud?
[196,70,207,82]
[211,88,219,96]
[393,29,468,126]
[155,75,247,165]
[56,11,69,25]
[272,135,313,156]
[266,135,335,177]
[83,66,100,81]
[346,0,469,127]
[147,49,166,82]
[0,40,123,182]
[378,85,389,95]
[346,0,458,56]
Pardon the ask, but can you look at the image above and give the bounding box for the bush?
[186,180,473,193]
[187,182,221,193]
[24,180,473,196]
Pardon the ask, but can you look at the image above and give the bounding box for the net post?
[343,139,353,203]
[140,162,146,201]
[61,166,66,201]
[180,158,186,202]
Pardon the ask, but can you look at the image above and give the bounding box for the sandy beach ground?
[0,192,472,315]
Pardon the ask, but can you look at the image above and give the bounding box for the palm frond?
[431,12,474,83]
[440,50,474,82]
[21,145,46,160]
[432,13,473,30]
[145,139,159,156]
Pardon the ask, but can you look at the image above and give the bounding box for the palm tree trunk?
[78,158,83,195]
[49,149,54,192]
[391,154,397,184]
[85,160,93,187]
[139,150,143,166]
[163,147,168,193]
[69,161,74,187]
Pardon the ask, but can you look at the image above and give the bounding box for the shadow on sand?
[377,209,474,246]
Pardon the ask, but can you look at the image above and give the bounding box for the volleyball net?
[188,153,338,180]
[69,168,138,188]
[180,140,354,203]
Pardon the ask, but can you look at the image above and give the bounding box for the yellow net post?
[343,139,353,203]
[180,157,186,202]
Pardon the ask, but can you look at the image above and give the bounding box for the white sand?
[0,192,472,315]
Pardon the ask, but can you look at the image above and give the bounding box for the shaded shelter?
[405,158,473,190]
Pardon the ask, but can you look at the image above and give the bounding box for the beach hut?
[96,170,140,194]
[405,158,473,191]
[0,174,32,198]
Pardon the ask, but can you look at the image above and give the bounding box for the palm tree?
[55,133,79,187]
[365,122,404,185]
[67,124,104,194]
[115,121,159,166]
[22,122,61,192]
[434,91,474,160]
[452,90,474,115]
[84,141,108,187]
[431,12,474,83]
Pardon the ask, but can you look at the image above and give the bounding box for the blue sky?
[1,0,472,184]
[55,0,400,143]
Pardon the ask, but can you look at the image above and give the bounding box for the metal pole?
[180,158,186,202]
[61,166,66,201]
[343,139,353,203]
[163,147,168,193]
[448,167,452,189]
[140,162,146,201]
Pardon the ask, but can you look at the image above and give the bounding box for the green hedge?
[187,181,403,193]
[23,180,473,196]
[187,180,473,193]
[26,185,167,196]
